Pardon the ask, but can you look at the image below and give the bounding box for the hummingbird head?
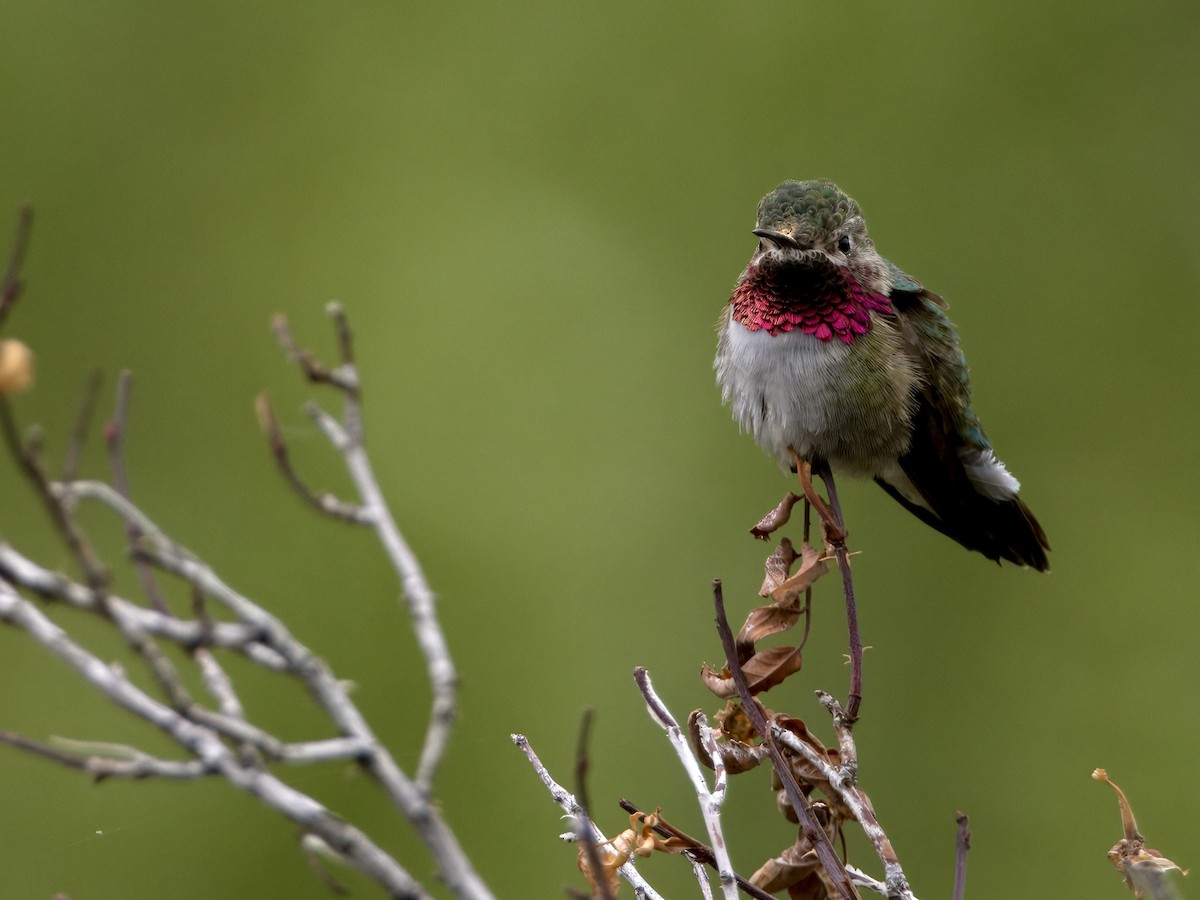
[749,180,890,293]
[727,180,897,340]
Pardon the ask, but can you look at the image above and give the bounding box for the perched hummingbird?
[715,180,1049,570]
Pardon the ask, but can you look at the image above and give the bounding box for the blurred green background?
[1,1,1197,897]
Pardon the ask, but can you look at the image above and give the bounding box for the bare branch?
[268,309,458,795]
[105,369,172,615]
[574,708,616,900]
[256,391,371,523]
[271,309,358,395]
[512,733,666,900]
[0,203,33,331]
[0,576,428,898]
[952,813,970,900]
[812,462,863,721]
[711,580,860,900]
[62,369,103,483]
[617,800,777,900]
[634,668,738,900]
[0,732,211,780]
[772,723,915,899]
[0,543,288,669]
[1,221,492,898]
[0,401,110,592]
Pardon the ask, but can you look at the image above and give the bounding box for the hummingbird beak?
[752,228,804,250]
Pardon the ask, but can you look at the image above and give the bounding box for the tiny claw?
[791,454,845,544]
[819,514,847,548]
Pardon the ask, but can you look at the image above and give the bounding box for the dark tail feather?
[875,478,1051,571]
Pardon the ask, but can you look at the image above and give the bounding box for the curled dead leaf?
[750,491,803,539]
[701,644,803,698]
[688,708,768,774]
[750,819,843,900]
[576,811,688,897]
[714,700,757,744]
[760,538,799,596]
[700,643,801,700]
[735,541,829,661]
[700,662,736,699]
[741,645,804,694]
[577,827,631,898]
[1094,768,1187,899]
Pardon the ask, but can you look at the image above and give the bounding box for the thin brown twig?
[104,370,170,614]
[771,705,914,899]
[799,496,814,650]
[62,369,103,483]
[810,460,862,721]
[711,580,859,900]
[0,399,110,592]
[952,812,970,900]
[617,799,776,900]
[271,310,358,395]
[255,391,371,523]
[0,203,33,331]
[0,730,212,780]
[574,708,616,900]
[512,733,665,900]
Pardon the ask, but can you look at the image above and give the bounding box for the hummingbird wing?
[878,261,1050,570]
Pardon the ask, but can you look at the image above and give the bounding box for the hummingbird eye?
[837,235,853,254]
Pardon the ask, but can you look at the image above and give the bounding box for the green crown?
[757,180,859,241]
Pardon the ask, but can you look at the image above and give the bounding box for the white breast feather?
[715,315,850,470]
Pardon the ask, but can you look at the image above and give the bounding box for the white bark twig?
[42,473,491,899]
[0,542,288,669]
[0,263,493,898]
[270,305,458,795]
[511,732,667,900]
[634,667,738,900]
[772,720,917,900]
[0,576,428,899]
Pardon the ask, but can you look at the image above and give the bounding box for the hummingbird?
[714,180,1049,570]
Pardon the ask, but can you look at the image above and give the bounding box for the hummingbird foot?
[791,451,846,545]
[749,491,804,539]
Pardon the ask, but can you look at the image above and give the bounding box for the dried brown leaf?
[630,811,689,858]
[736,542,829,657]
[770,549,829,606]
[759,538,800,596]
[750,492,803,539]
[751,843,819,893]
[702,644,804,698]
[752,837,839,899]
[787,876,830,900]
[689,709,764,774]
[577,828,631,898]
[739,605,804,651]
[1125,855,1189,900]
[714,700,757,743]
[1094,769,1187,899]
[700,662,737,699]
[576,811,689,898]
[777,715,840,772]
[741,645,804,694]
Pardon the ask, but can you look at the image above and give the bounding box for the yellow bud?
[0,339,35,396]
